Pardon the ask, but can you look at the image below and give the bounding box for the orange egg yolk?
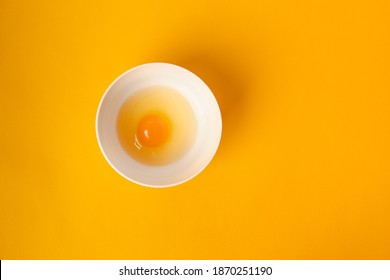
[136,113,170,148]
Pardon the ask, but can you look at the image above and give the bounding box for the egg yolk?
[136,113,170,148]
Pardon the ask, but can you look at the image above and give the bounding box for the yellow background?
[1,0,390,259]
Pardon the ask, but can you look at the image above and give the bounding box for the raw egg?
[117,86,197,165]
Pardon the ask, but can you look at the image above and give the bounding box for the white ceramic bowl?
[96,63,222,187]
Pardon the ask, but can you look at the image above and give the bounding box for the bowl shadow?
[154,49,255,156]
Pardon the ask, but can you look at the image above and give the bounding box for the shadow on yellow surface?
[156,42,266,156]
